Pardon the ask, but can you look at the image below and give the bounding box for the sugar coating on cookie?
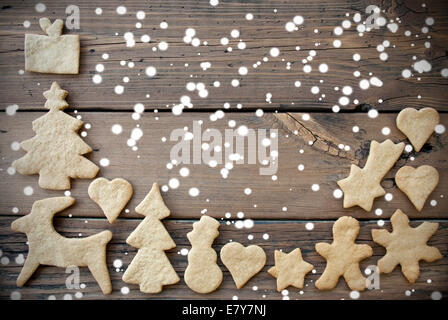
[372,209,442,283]
[315,216,372,291]
[337,139,404,211]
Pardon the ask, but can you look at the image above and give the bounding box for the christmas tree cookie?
[12,82,99,190]
[122,183,180,293]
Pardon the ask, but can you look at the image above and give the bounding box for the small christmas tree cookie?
[13,82,99,190]
[25,18,80,74]
[122,183,180,293]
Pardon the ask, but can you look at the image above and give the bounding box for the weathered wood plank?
[0,217,446,300]
[1,112,447,220]
[0,0,447,111]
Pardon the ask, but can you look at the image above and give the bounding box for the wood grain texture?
[0,217,446,300]
[1,112,447,220]
[0,0,447,301]
[0,0,447,111]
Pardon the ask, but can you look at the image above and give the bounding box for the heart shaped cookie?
[395,165,439,211]
[220,242,266,289]
[88,177,133,223]
[396,107,439,152]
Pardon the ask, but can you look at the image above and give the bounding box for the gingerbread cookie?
[337,139,404,211]
[25,18,80,74]
[221,242,266,289]
[88,178,133,223]
[396,107,439,152]
[122,183,179,293]
[315,216,372,291]
[11,197,112,294]
[268,248,314,292]
[395,165,439,211]
[12,82,99,190]
[184,215,222,293]
[372,209,442,283]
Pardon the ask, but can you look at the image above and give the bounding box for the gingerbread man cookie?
[315,216,372,291]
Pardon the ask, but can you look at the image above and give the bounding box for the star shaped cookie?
[43,81,69,110]
[268,248,314,292]
[337,139,404,211]
[315,216,373,291]
[372,209,442,283]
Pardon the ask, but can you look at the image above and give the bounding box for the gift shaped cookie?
[25,18,80,74]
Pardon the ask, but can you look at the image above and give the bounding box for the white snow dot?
[305,222,314,230]
[189,188,200,197]
[285,21,296,32]
[381,127,391,135]
[368,109,379,118]
[111,124,122,135]
[238,66,248,76]
[24,186,33,196]
[333,189,343,199]
[319,63,329,73]
[169,178,180,189]
[99,158,110,167]
[35,3,46,12]
[435,124,445,134]
[311,184,320,192]
[146,66,157,77]
[293,16,304,25]
[116,6,127,15]
[114,85,124,95]
[179,167,190,177]
[270,47,280,57]
[121,287,130,295]
[350,291,360,299]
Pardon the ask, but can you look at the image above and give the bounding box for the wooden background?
[0,0,447,300]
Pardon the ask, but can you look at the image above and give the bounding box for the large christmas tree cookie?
[12,82,99,190]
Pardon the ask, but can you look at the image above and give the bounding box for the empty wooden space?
[0,0,447,300]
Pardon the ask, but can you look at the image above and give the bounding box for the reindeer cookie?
[25,18,80,74]
[315,216,372,291]
[11,197,112,294]
[184,215,222,293]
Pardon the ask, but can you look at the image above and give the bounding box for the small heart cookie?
[220,242,266,289]
[395,165,439,211]
[396,107,439,152]
[88,177,133,223]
